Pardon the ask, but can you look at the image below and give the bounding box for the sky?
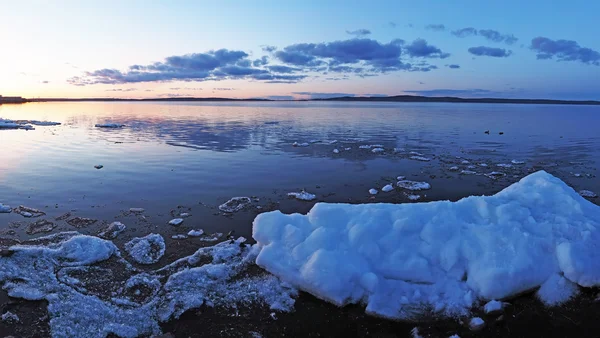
[1,0,599,100]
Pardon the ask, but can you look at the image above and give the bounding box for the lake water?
[1,101,599,242]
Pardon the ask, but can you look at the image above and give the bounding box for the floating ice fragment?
[382,184,394,192]
[448,166,459,171]
[497,163,513,168]
[129,208,145,213]
[483,300,503,314]
[393,147,405,152]
[461,160,470,164]
[467,165,476,169]
[460,170,477,175]
[219,197,251,213]
[579,190,598,198]
[187,229,204,237]
[124,233,165,264]
[409,151,423,156]
[396,176,406,180]
[469,317,485,331]
[344,147,351,151]
[28,120,61,126]
[292,142,309,147]
[333,149,339,154]
[329,140,338,144]
[179,213,191,218]
[371,148,384,153]
[171,234,188,240]
[98,222,126,239]
[168,218,184,226]
[511,159,525,165]
[479,163,488,167]
[287,191,316,201]
[95,123,124,128]
[485,171,506,179]
[1,311,19,323]
[14,205,45,218]
[405,193,421,201]
[359,145,372,149]
[0,203,11,213]
[410,156,431,162]
[397,180,431,190]
[369,189,378,195]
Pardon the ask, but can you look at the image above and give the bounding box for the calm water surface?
[1,101,599,240]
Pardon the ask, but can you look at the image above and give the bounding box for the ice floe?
[171,234,188,240]
[485,171,506,179]
[98,222,126,239]
[359,145,372,149]
[448,166,459,171]
[13,205,45,218]
[579,190,598,198]
[460,170,477,175]
[95,123,125,128]
[369,189,378,195]
[26,219,56,235]
[219,197,252,213]
[168,218,184,226]
[497,163,513,169]
[0,203,11,213]
[469,317,485,331]
[252,171,600,320]
[511,160,525,165]
[292,142,309,147]
[287,191,316,201]
[187,229,204,237]
[332,149,340,154]
[0,233,296,337]
[382,184,394,193]
[483,300,503,314]
[397,180,431,191]
[371,148,384,153]
[129,208,145,213]
[461,160,470,165]
[405,193,421,201]
[124,234,166,264]
[410,156,431,162]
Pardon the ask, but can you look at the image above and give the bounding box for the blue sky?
[1,0,599,99]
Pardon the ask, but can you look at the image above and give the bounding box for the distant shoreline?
[20,95,600,106]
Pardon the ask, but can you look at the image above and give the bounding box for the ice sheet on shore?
[0,233,297,337]
[253,171,600,319]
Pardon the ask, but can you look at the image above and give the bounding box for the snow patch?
[288,191,316,201]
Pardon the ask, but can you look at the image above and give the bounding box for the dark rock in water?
[0,249,15,257]
[26,219,56,235]
[13,205,46,218]
[97,221,126,239]
[484,130,490,134]
[55,212,72,221]
[499,132,504,135]
[66,217,97,228]
[94,165,104,169]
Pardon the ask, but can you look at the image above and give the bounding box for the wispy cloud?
[404,88,497,97]
[261,45,277,53]
[452,27,478,38]
[530,37,600,66]
[425,24,446,31]
[105,88,137,92]
[404,39,450,58]
[452,27,518,45]
[346,29,371,37]
[446,64,460,69]
[293,92,356,99]
[213,87,235,91]
[468,46,512,58]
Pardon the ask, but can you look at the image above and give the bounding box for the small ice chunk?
[129,208,145,213]
[344,147,351,151]
[479,163,488,167]
[467,165,476,169]
[405,194,421,201]
[409,151,423,156]
[0,203,11,213]
[95,123,124,128]
[29,120,61,126]
[485,171,506,179]
[469,317,485,331]
[332,149,339,154]
[396,176,406,180]
[168,218,184,226]
[397,180,431,191]
[497,163,513,168]
[410,156,431,162]
[1,311,19,323]
[287,191,316,201]
[179,212,191,218]
[292,142,309,147]
[393,147,405,153]
[124,233,166,264]
[411,327,423,338]
[329,140,338,144]
[369,189,378,195]
[537,274,579,306]
[448,166,459,171]
[219,197,252,213]
[359,145,372,149]
[187,229,204,237]
[449,335,460,338]
[21,212,33,218]
[371,148,384,153]
[309,139,320,144]
[461,160,470,164]
[483,300,503,314]
[382,184,394,192]
[511,159,525,164]
[98,222,126,239]
[171,234,188,239]
[579,190,598,198]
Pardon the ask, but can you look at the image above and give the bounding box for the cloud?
[388,22,397,28]
[213,87,235,91]
[478,29,518,45]
[530,37,600,66]
[468,46,512,57]
[261,45,277,53]
[452,27,478,38]
[293,92,356,99]
[68,48,309,85]
[267,65,301,73]
[346,29,371,37]
[264,95,294,100]
[452,27,518,45]
[446,64,460,69]
[404,39,450,58]
[105,88,137,92]
[41,80,49,84]
[425,24,445,31]
[404,89,495,97]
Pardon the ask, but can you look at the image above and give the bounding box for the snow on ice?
[397,180,431,191]
[469,317,485,331]
[253,171,600,320]
[0,233,296,337]
[288,191,316,201]
[124,234,166,264]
